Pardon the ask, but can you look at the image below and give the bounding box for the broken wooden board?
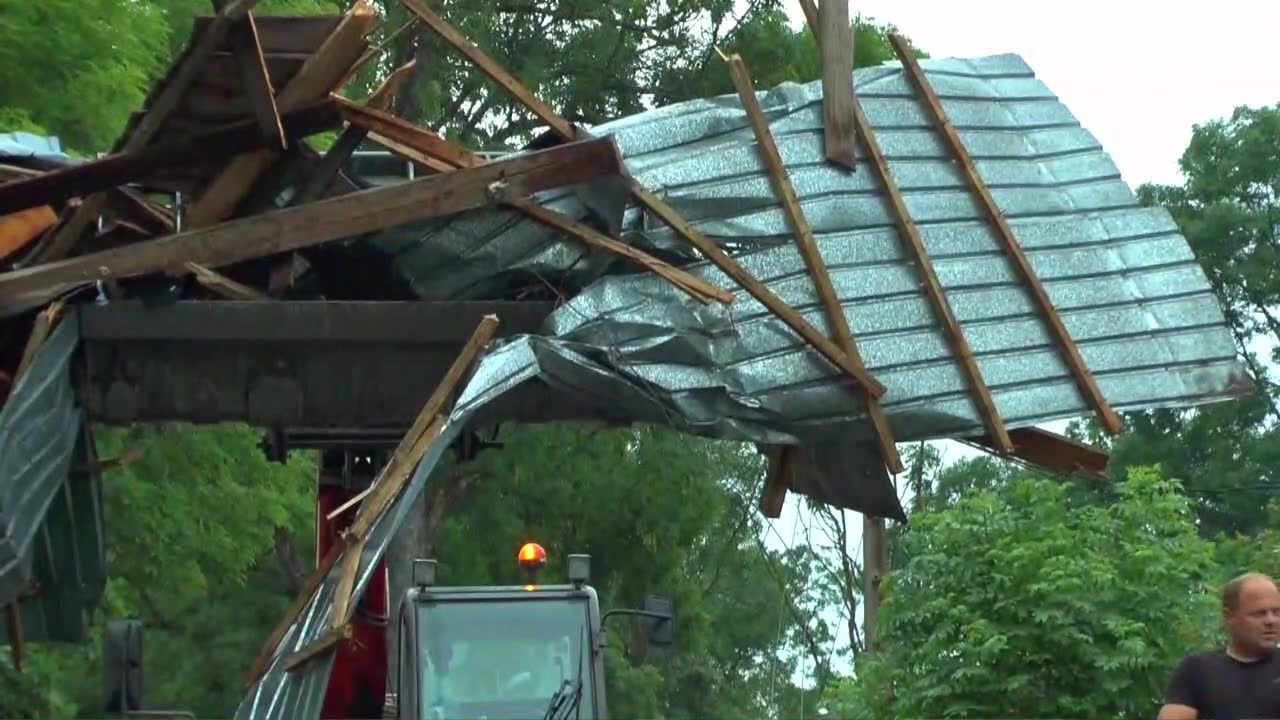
[818,0,856,170]
[0,135,625,311]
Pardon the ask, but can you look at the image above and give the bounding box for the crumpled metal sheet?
[0,314,83,608]
[358,52,1249,502]
[239,53,1252,720]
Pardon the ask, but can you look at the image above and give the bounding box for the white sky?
[762,0,1280,694]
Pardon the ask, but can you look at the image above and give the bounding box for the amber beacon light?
[518,541,547,570]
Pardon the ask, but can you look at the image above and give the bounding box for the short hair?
[1223,572,1276,612]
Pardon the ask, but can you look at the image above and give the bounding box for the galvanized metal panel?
[0,315,82,607]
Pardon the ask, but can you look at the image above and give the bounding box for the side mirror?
[104,619,144,713]
[642,595,675,648]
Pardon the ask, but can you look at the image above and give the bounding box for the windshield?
[417,596,593,720]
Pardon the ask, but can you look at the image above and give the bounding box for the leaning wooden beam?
[723,51,899,462]
[888,34,1123,435]
[402,0,576,140]
[852,100,1012,453]
[506,197,733,305]
[759,445,796,519]
[797,0,819,35]
[0,100,341,215]
[224,10,287,150]
[38,0,264,262]
[331,316,499,627]
[0,136,625,306]
[970,427,1109,480]
[187,0,378,227]
[244,539,347,688]
[401,0,882,396]
[818,0,856,170]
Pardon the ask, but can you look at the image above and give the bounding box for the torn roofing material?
[360,52,1249,452]
[240,53,1249,720]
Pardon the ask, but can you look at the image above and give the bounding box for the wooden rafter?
[402,0,576,140]
[970,427,1109,480]
[722,50,900,470]
[334,95,483,169]
[888,34,1123,435]
[224,10,287,150]
[0,136,625,305]
[0,100,341,215]
[186,0,377,228]
[37,0,265,262]
[184,261,268,300]
[818,0,856,170]
[398,0,886,397]
[851,98,1012,453]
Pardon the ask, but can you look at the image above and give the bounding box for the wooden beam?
[863,514,889,653]
[244,538,347,688]
[226,12,287,150]
[334,95,484,170]
[0,100,341,215]
[5,602,23,673]
[14,300,65,382]
[0,136,625,306]
[818,0,856,170]
[367,59,417,111]
[506,197,733,306]
[37,0,264,262]
[888,34,1123,436]
[187,0,378,227]
[107,188,175,235]
[402,0,576,140]
[759,445,795,518]
[852,99,1011,453]
[970,426,1109,480]
[283,623,352,672]
[630,182,885,398]
[365,131,456,174]
[723,51,898,465]
[184,261,268,300]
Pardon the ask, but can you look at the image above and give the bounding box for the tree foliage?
[826,467,1225,720]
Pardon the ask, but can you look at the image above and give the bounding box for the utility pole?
[862,514,889,653]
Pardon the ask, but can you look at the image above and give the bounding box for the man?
[1159,572,1280,720]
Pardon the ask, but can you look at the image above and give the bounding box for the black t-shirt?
[1164,649,1280,720]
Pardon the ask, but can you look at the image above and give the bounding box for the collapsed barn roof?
[0,2,1254,717]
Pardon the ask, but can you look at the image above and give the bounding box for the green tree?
[1081,104,1280,537]
[823,466,1220,720]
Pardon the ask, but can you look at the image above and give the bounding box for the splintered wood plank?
[818,0,856,170]
[724,51,899,468]
[226,12,287,150]
[852,98,1011,453]
[0,100,340,215]
[888,34,1122,436]
[184,261,268,300]
[284,623,352,672]
[970,427,1109,480]
[334,95,483,169]
[187,0,377,227]
[0,206,57,262]
[631,182,885,398]
[0,136,624,305]
[402,0,576,140]
[244,538,347,688]
[506,197,733,305]
[37,0,265,262]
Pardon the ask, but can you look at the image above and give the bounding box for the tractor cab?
[392,543,674,720]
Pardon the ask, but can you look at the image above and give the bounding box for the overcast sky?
[784,0,1279,187]
[764,1,1279,692]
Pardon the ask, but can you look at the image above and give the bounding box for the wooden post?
[862,514,889,654]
